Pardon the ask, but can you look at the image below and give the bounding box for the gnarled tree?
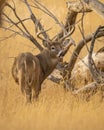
[0,0,104,99]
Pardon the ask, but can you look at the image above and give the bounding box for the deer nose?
[57,50,63,58]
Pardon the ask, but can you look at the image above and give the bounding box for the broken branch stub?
[83,0,104,19]
[67,1,92,13]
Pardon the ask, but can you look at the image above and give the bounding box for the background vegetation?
[0,0,104,130]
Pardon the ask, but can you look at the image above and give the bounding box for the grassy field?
[0,0,104,130]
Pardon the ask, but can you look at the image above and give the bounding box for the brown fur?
[12,43,64,103]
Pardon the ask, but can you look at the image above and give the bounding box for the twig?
[78,0,90,53]
[24,0,49,40]
[88,25,104,83]
[2,12,28,37]
[5,18,31,29]
[1,1,43,51]
[32,0,65,32]
[73,82,104,94]
[5,3,31,35]
[66,30,104,80]
[0,33,17,42]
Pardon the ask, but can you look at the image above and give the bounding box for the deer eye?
[51,46,56,51]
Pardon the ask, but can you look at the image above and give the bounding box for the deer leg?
[25,85,32,103]
[33,83,41,101]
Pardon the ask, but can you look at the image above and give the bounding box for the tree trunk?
[83,0,104,19]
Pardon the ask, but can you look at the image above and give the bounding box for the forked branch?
[64,28,104,80]
[32,0,65,32]
[88,26,104,83]
[83,0,104,19]
[73,82,104,94]
[24,0,50,41]
[31,0,76,44]
[1,1,43,51]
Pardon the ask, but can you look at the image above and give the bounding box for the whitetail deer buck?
[1,0,75,103]
[12,39,74,103]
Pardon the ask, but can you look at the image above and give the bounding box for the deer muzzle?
[57,50,63,58]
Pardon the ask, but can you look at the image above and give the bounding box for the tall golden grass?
[0,0,104,130]
[0,80,104,130]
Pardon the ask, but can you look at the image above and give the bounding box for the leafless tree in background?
[0,0,104,100]
[60,0,104,98]
[0,0,76,102]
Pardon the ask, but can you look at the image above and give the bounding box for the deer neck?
[36,49,58,82]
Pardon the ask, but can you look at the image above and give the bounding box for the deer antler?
[59,26,75,42]
[1,0,76,52]
[36,28,51,42]
[31,0,75,43]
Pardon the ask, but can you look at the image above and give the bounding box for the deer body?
[36,49,59,81]
[10,0,75,103]
[12,43,65,103]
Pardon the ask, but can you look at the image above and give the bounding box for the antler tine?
[59,26,75,42]
[33,0,76,44]
[36,28,52,42]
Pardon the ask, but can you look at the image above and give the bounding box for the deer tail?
[20,59,36,93]
[26,60,36,87]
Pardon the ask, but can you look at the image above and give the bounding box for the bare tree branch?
[1,26,25,37]
[83,0,104,19]
[48,75,61,84]
[67,1,92,13]
[31,0,76,44]
[1,1,43,51]
[2,12,27,37]
[78,1,90,53]
[78,25,90,52]
[2,18,30,29]
[73,82,101,94]
[32,0,65,31]
[67,0,104,19]
[88,26,104,83]
[66,29,104,80]
[96,46,104,54]
[0,33,17,42]
[24,0,50,41]
[5,3,30,35]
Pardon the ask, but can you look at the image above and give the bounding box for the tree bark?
[67,31,104,79]
[67,1,92,13]
[83,0,104,19]
[67,0,104,19]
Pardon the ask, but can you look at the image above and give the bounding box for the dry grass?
[0,0,104,130]
[0,79,104,130]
